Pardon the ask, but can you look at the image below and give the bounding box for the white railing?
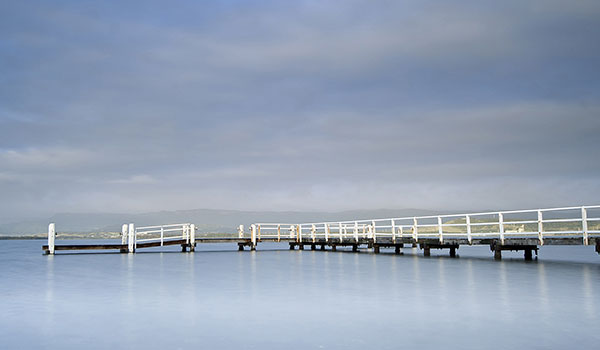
[252,205,600,246]
[132,223,194,250]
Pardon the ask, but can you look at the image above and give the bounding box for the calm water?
[1,240,599,349]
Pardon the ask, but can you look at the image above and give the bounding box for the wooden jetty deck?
[43,205,600,260]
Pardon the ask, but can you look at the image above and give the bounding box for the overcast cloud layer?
[1,0,599,223]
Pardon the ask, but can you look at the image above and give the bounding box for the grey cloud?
[0,0,599,224]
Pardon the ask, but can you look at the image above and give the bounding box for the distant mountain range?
[0,208,447,236]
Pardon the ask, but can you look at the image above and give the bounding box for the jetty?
[43,205,600,260]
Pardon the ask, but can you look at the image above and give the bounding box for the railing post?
[391,219,396,243]
[128,223,135,253]
[160,226,164,246]
[466,215,472,244]
[277,224,281,242]
[121,224,128,245]
[412,217,418,242]
[190,224,195,251]
[289,225,294,239]
[537,210,544,246]
[48,223,55,255]
[297,225,302,243]
[438,216,443,243]
[399,226,403,238]
[311,224,316,243]
[258,225,261,241]
[582,207,589,245]
[325,223,329,242]
[238,225,244,239]
[372,220,377,243]
[354,221,359,242]
[498,213,505,245]
[251,224,257,249]
[338,222,343,242]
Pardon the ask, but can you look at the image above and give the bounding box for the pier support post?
[238,243,244,251]
[47,223,55,255]
[450,247,456,257]
[289,243,295,250]
[423,247,431,257]
[189,224,196,252]
[120,224,128,253]
[299,244,304,250]
[127,223,135,253]
[250,224,257,251]
[395,246,402,254]
[494,249,502,260]
[524,249,533,261]
[311,244,316,251]
[320,244,325,251]
[332,245,337,251]
[352,244,358,252]
[373,245,380,254]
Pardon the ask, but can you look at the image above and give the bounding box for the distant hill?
[0,208,445,236]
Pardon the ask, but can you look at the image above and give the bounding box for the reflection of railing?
[253,205,600,246]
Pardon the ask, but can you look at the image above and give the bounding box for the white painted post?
[372,220,376,243]
[159,226,164,246]
[128,223,135,253]
[311,224,316,243]
[258,225,261,241]
[238,224,244,239]
[190,224,195,248]
[582,207,589,245]
[498,213,505,245]
[338,222,343,242]
[298,225,302,243]
[354,221,359,242]
[438,216,443,243]
[391,219,396,243]
[537,210,544,246]
[325,224,329,242]
[48,223,55,255]
[343,224,348,238]
[399,226,403,238]
[466,215,472,244]
[121,224,128,245]
[289,225,294,239]
[277,224,281,242]
[251,224,257,247]
[413,217,418,242]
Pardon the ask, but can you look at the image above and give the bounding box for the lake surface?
[1,239,599,349]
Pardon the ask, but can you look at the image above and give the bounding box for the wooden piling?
[127,223,135,253]
[47,223,55,255]
[423,247,431,256]
[450,247,456,257]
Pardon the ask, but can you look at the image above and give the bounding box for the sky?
[1,0,599,223]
